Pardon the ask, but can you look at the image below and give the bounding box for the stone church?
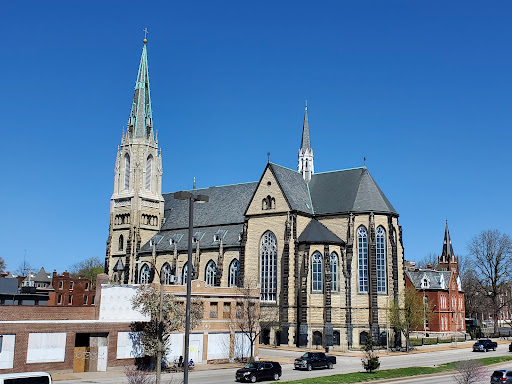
[105,39,406,350]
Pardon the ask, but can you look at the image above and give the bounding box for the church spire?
[298,101,314,182]
[441,220,454,262]
[126,35,153,140]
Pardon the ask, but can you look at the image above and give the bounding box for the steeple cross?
[143,28,149,43]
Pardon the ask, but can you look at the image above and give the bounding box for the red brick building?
[405,222,465,334]
[48,271,96,306]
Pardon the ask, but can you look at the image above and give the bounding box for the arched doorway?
[260,329,270,345]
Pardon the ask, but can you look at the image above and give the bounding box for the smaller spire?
[300,102,311,150]
[193,177,196,189]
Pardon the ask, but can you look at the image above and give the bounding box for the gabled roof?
[406,270,453,290]
[309,167,397,215]
[162,182,257,229]
[269,163,314,214]
[298,219,345,245]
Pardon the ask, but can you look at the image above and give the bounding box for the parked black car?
[509,342,512,352]
[472,339,497,352]
[235,361,282,382]
[294,352,336,371]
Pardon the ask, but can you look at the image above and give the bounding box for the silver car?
[491,370,512,383]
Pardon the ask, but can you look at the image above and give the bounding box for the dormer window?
[192,236,198,244]
[238,232,243,242]
[421,276,430,289]
[213,234,221,243]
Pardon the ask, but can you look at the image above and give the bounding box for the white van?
[0,371,52,383]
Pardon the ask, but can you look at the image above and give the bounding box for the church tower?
[298,102,314,182]
[438,221,458,274]
[105,36,164,284]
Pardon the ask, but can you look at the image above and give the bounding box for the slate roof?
[269,163,314,214]
[162,182,258,229]
[139,223,243,254]
[406,270,452,290]
[297,219,345,245]
[33,267,51,283]
[309,167,397,215]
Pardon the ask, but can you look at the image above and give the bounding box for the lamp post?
[174,191,209,384]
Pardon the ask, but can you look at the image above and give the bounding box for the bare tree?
[231,279,271,362]
[0,257,6,274]
[131,285,203,372]
[415,253,438,269]
[452,360,488,384]
[16,258,31,276]
[389,285,430,351]
[468,230,512,335]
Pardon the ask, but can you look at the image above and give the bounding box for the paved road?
[57,345,511,384]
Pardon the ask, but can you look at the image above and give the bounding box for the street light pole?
[174,191,209,384]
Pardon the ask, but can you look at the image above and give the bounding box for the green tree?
[389,285,429,351]
[131,284,203,375]
[69,257,104,287]
[361,333,380,373]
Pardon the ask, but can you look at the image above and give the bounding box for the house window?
[58,295,62,305]
[330,252,338,292]
[124,154,130,190]
[223,302,231,319]
[145,155,152,190]
[91,295,95,305]
[85,283,89,291]
[205,260,217,286]
[210,302,218,318]
[84,295,88,305]
[312,252,323,292]
[59,281,63,290]
[376,226,387,293]
[161,263,173,285]
[118,235,124,251]
[260,231,277,302]
[68,295,73,305]
[140,264,151,284]
[357,226,368,293]
[228,259,240,287]
[34,300,39,306]
[69,281,74,290]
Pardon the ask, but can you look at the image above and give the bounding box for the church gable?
[246,165,292,215]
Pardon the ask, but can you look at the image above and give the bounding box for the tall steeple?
[106,32,164,285]
[298,101,314,182]
[126,38,153,140]
[438,220,458,273]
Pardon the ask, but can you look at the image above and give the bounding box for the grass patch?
[282,355,512,383]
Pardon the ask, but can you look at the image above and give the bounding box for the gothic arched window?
[145,155,152,191]
[330,252,338,292]
[182,263,188,285]
[376,226,387,293]
[118,235,124,251]
[205,260,217,286]
[228,259,240,287]
[140,264,150,284]
[161,263,172,285]
[124,154,130,190]
[312,252,323,292]
[357,226,368,293]
[260,231,277,302]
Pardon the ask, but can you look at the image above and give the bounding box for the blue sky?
[1,1,511,273]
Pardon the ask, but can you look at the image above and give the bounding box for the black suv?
[235,361,282,382]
